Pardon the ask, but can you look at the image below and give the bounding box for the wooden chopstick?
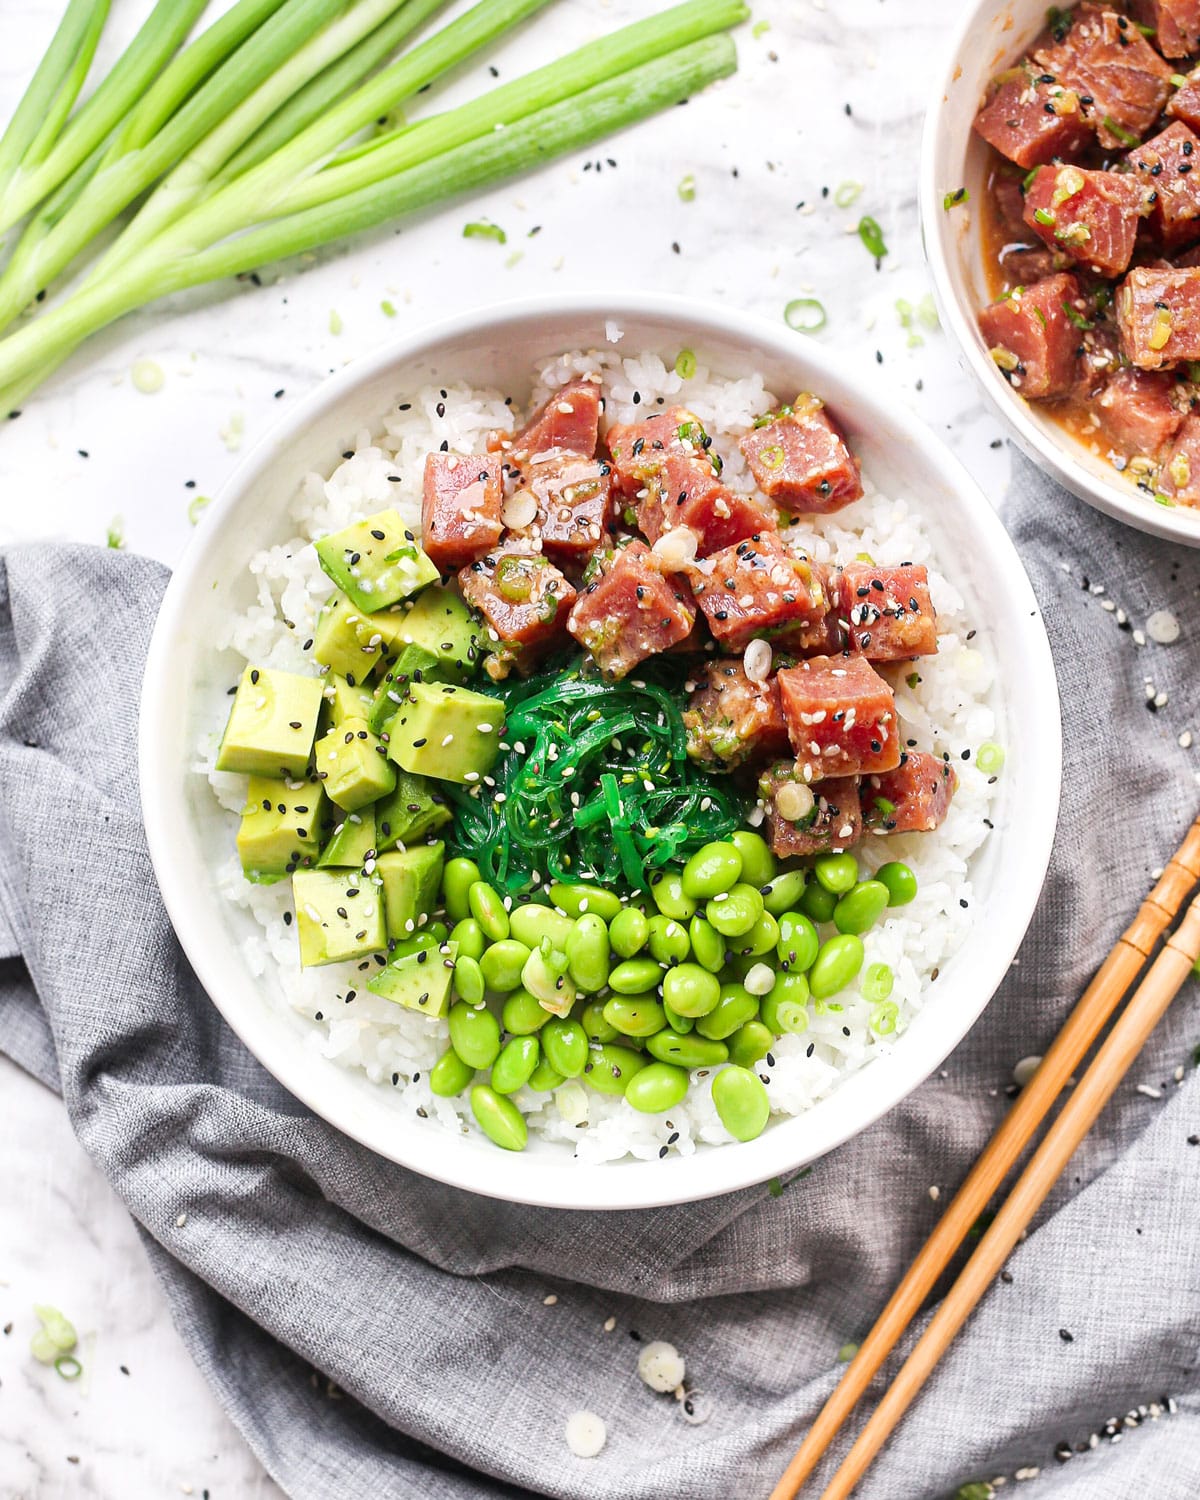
[770,812,1200,1500]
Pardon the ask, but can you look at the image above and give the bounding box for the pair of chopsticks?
[771,812,1200,1500]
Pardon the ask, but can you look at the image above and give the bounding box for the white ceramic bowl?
[921,0,1200,547]
[139,292,1061,1211]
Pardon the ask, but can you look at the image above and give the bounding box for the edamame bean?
[696,982,759,1041]
[661,963,721,1018]
[528,1059,565,1093]
[649,870,698,921]
[603,994,667,1037]
[448,1001,501,1070]
[491,1035,540,1095]
[834,880,890,936]
[734,910,780,958]
[647,915,691,967]
[423,921,450,945]
[429,1046,475,1097]
[509,902,573,951]
[502,987,552,1035]
[566,913,611,993]
[468,880,510,942]
[688,916,727,974]
[814,852,859,895]
[389,929,442,959]
[727,1020,773,1069]
[580,1001,619,1043]
[761,971,810,1034]
[809,933,865,1000]
[609,957,665,994]
[662,1001,694,1034]
[609,905,649,958]
[706,883,764,938]
[711,1065,770,1141]
[646,1029,729,1069]
[862,961,894,1004]
[549,881,623,922]
[732,830,777,889]
[542,1017,589,1078]
[776,911,820,973]
[454,955,486,1007]
[470,1084,527,1151]
[443,857,481,922]
[479,939,531,993]
[876,860,918,907]
[762,868,808,917]
[624,1062,689,1115]
[583,1042,649,1095]
[450,918,486,962]
[800,879,838,925]
[681,841,744,900]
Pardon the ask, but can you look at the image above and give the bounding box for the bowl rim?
[139,289,1062,1210]
[918,0,1200,547]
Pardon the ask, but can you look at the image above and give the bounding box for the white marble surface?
[0,0,1009,1493]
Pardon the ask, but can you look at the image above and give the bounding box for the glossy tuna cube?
[739,396,863,514]
[1132,0,1200,56]
[458,549,576,675]
[1034,3,1173,149]
[861,752,958,835]
[1095,366,1184,454]
[977,272,1084,398]
[687,532,830,652]
[836,562,939,661]
[636,451,777,554]
[606,406,723,498]
[421,453,504,573]
[510,452,615,565]
[567,540,695,680]
[1116,265,1200,368]
[1168,71,1200,131]
[973,66,1092,168]
[1127,122,1200,249]
[682,658,791,769]
[776,655,901,783]
[510,379,602,460]
[1023,165,1145,277]
[757,764,862,859]
[1159,411,1200,501]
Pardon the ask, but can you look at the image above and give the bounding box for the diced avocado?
[322,673,374,728]
[374,771,452,851]
[317,807,376,869]
[293,868,386,967]
[387,681,504,785]
[377,841,445,939]
[314,508,438,613]
[366,645,450,736]
[369,585,482,681]
[236,775,327,883]
[314,715,396,811]
[367,938,458,1016]
[312,591,381,680]
[216,665,323,778]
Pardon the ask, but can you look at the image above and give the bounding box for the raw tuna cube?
[458,548,576,676]
[777,655,901,783]
[686,533,830,652]
[1132,0,1200,57]
[973,65,1092,168]
[1168,72,1200,130]
[511,379,601,460]
[636,451,777,554]
[1095,366,1184,453]
[739,396,863,513]
[977,273,1085,398]
[1128,122,1200,250]
[861,752,958,834]
[682,658,790,769]
[836,562,939,661]
[757,764,862,859]
[606,406,722,499]
[421,453,503,574]
[1034,4,1173,149]
[991,172,1066,282]
[1116,265,1200,367]
[567,540,695,680]
[512,453,614,564]
[1023,165,1146,277]
[1159,411,1200,501]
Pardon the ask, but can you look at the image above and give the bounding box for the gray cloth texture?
[2,450,1200,1500]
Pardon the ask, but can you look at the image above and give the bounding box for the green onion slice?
[55,1354,83,1381]
[463,220,507,244]
[674,347,697,379]
[976,741,1005,776]
[833,179,863,208]
[784,297,826,333]
[677,172,696,202]
[857,214,887,261]
[942,186,969,210]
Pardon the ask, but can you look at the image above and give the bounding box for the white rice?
[202,349,998,1164]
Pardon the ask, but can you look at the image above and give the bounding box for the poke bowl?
[921,0,1200,546]
[139,293,1061,1211]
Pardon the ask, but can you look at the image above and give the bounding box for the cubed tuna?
[836,562,939,661]
[683,658,791,769]
[757,764,862,859]
[636,451,777,554]
[1168,71,1200,131]
[1159,410,1200,501]
[1023,165,1146,277]
[861,753,958,835]
[606,406,722,498]
[776,655,901,783]
[510,379,601,460]
[1128,122,1200,248]
[1095,366,1184,453]
[687,533,830,652]
[991,173,1066,283]
[458,548,576,676]
[973,65,1092,168]
[739,396,863,513]
[1034,4,1173,149]
[513,453,614,565]
[567,540,696,680]
[1131,0,1200,57]
[421,453,504,574]
[977,272,1085,398]
[1116,265,1200,368]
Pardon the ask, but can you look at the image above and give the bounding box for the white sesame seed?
[564,1411,606,1458]
[1012,1055,1041,1088]
[928,1185,940,1202]
[1146,609,1180,645]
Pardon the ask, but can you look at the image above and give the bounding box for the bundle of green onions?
[0,0,747,410]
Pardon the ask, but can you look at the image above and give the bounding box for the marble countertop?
[0,0,1009,1493]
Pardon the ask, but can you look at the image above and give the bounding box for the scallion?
[857,214,887,263]
[976,741,1005,776]
[833,179,862,208]
[1061,301,1093,330]
[677,171,696,201]
[1033,207,1054,225]
[674,347,697,379]
[187,493,212,525]
[784,297,826,333]
[463,219,507,243]
[943,186,968,210]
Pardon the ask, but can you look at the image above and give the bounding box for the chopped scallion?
[674,347,697,379]
[857,214,887,263]
[186,493,211,525]
[1033,207,1054,225]
[942,186,969,210]
[463,219,507,243]
[380,298,397,317]
[976,741,1005,776]
[833,179,862,208]
[1101,115,1140,147]
[784,297,826,333]
[55,1354,83,1381]
[677,172,696,202]
[105,517,124,549]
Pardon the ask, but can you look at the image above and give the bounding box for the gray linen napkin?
[2,452,1199,1500]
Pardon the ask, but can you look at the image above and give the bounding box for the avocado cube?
[367,938,458,1016]
[314,508,438,614]
[317,807,376,869]
[322,674,374,728]
[387,682,504,785]
[377,841,445,939]
[365,586,482,681]
[293,868,386,967]
[314,716,396,811]
[374,772,451,852]
[216,665,323,778]
[312,591,381,681]
[237,776,327,883]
